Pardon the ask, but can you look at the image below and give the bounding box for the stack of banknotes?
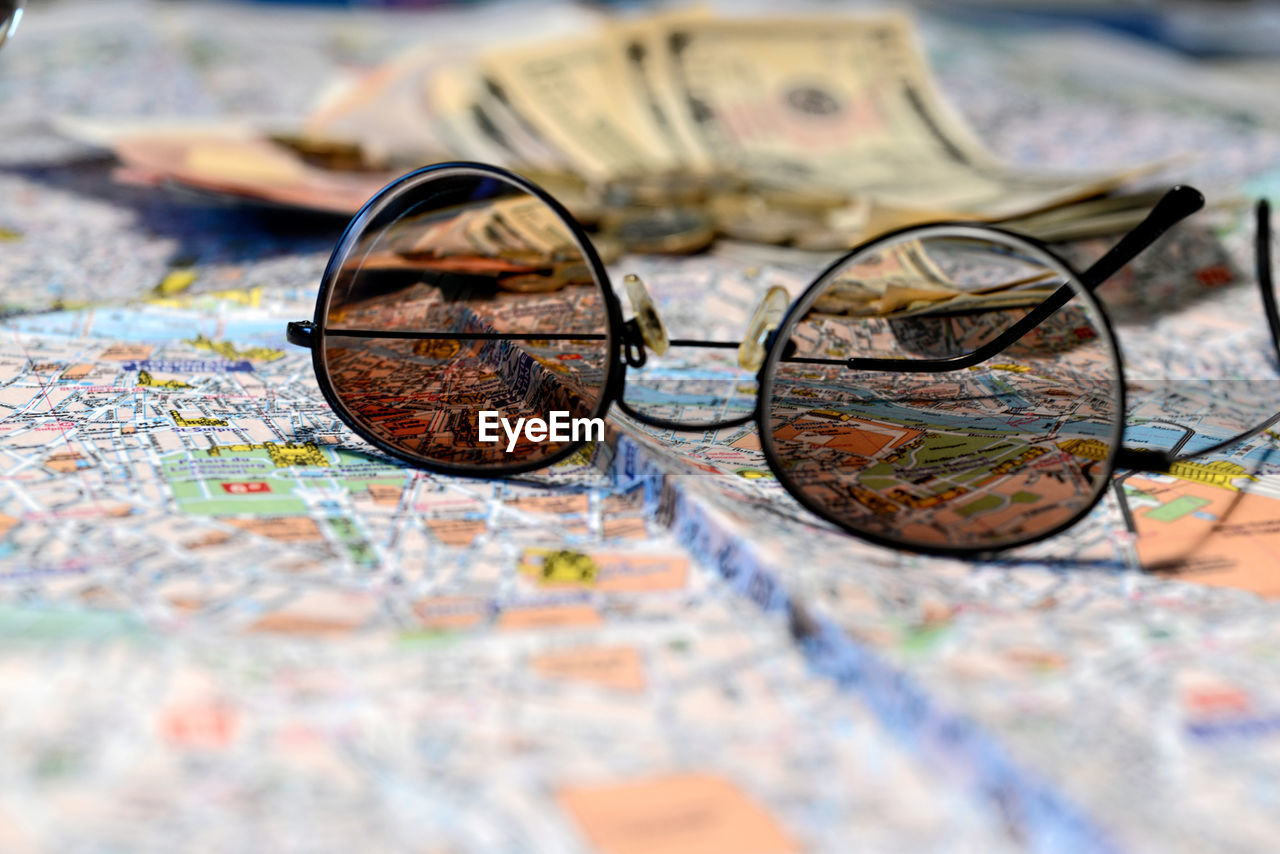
[76,10,1163,252]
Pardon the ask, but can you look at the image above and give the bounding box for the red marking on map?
[222,482,271,494]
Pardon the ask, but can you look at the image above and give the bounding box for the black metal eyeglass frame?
[287,162,1280,555]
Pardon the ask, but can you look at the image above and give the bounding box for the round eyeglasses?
[287,162,1280,555]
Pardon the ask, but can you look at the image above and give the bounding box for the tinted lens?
[761,229,1123,552]
[318,167,613,472]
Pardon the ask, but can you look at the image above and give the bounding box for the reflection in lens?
[319,168,612,471]
[762,230,1123,551]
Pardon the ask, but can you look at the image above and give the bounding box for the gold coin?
[520,169,603,225]
[552,261,595,286]
[756,185,850,213]
[606,171,707,207]
[790,226,856,252]
[602,208,716,255]
[495,249,552,266]
[704,171,750,196]
[707,191,757,221]
[498,273,567,293]
[590,234,623,265]
[716,208,818,245]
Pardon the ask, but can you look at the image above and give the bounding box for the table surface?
[1,2,1280,852]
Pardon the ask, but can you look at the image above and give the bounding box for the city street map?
[2,2,1280,852]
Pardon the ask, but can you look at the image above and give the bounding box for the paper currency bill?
[644,13,1139,217]
[479,29,683,179]
[304,44,455,169]
[87,126,393,215]
[65,10,1155,243]
[612,7,717,172]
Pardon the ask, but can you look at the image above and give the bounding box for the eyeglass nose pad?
[738,286,790,371]
[623,273,669,356]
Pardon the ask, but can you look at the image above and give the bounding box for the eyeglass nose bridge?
[614,273,789,432]
[619,273,792,372]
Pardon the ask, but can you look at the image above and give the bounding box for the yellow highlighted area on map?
[148,286,265,309]
[523,549,600,585]
[207,441,330,467]
[186,334,283,363]
[170,410,228,427]
[138,370,191,389]
[1164,460,1256,490]
[519,548,689,592]
[1058,439,1254,491]
[154,269,198,297]
[1056,438,1110,460]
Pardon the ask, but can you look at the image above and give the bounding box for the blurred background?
[4,2,1280,853]
[4,0,1280,298]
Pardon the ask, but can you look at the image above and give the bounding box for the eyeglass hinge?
[286,321,316,349]
[1114,447,1174,473]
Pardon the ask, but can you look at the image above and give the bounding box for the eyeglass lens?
[318,170,612,470]
[762,231,1125,551]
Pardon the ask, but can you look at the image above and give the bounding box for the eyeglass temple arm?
[1123,198,1280,472]
[1075,185,1206,291]
[1097,196,1280,475]
[778,186,1207,374]
[1255,198,1280,364]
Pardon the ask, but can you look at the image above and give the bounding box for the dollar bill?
[108,130,390,215]
[472,75,576,172]
[424,64,526,168]
[64,10,1155,246]
[611,7,717,173]
[646,13,1136,218]
[304,44,455,170]
[479,29,682,179]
